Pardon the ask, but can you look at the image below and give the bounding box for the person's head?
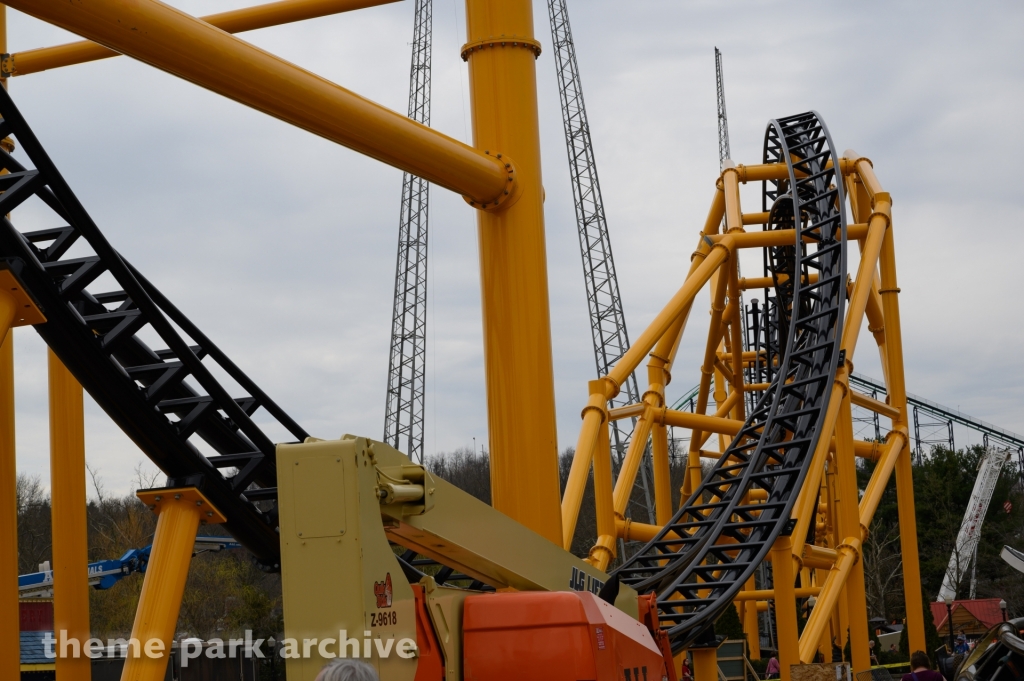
[315,659,378,681]
[869,640,875,649]
[910,651,931,670]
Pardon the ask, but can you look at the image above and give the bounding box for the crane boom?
[546,0,654,522]
[383,0,433,463]
[938,446,1011,601]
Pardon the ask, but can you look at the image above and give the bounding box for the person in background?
[869,640,879,666]
[890,644,898,654]
[900,650,944,681]
[315,659,378,681]
[954,632,969,655]
[680,658,692,681]
[765,655,780,679]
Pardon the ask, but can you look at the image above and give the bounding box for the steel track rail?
[0,87,306,570]
[610,112,848,651]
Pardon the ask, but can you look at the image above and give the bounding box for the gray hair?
[315,659,379,681]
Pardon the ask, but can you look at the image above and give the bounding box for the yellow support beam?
[48,350,91,681]
[0,289,19,681]
[124,488,226,681]
[5,0,402,77]
[2,0,511,204]
[464,0,562,544]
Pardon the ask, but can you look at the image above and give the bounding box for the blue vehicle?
[18,535,241,598]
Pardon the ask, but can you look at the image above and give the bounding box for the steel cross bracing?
[612,112,848,652]
[546,0,654,523]
[383,0,433,463]
[0,88,304,571]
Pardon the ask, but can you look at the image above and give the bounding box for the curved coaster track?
[0,87,302,571]
[611,111,848,651]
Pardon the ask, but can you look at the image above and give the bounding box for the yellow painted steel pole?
[0,288,19,681]
[685,264,731,499]
[798,538,860,663]
[0,7,20,669]
[606,242,731,396]
[1,0,511,204]
[692,647,719,681]
[6,0,401,76]
[771,534,800,681]
[562,381,606,549]
[48,349,91,681]
[464,0,562,544]
[742,575,761,659]
[588,420,616,567]
[123,488,225,681]
[875,191,926,654]
[833,392,871,674]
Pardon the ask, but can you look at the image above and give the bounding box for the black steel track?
[610,112,847,651]
[0,87,304,570]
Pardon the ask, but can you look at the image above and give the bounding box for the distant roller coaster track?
[612,111,848,651]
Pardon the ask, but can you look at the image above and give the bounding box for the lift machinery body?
[276,434,671,680]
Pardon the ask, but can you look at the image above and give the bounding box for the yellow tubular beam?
[651,420,672,524]
[692,647,718,681]
[588,422,616,567]
[124,489,226,681]
[732,587,822,601]
[48,350,90,681]
[2,0,510,204]
[606,241,731,395]
[726,256,746,423]
[6,0,401,76]
[874,182,926,653]
[787,369,847,561]
[0,290,17,681]
[835,392,871,675]
[684,264,731,498]
[466,0,562,544]
[790,199,889,560]
[610,403,654,519]
[771,534,800,681]
[562,382,606,549]
[659,409,743,435]
[798,538,860,663]
[709,223,868,248]
[858,431,908,527]
[850,388,900,419]
[742,576,761,659]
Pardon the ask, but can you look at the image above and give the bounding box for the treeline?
[860,444,1024,622]
[17,440,1018,643]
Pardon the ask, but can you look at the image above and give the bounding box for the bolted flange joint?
[463,151,521,212]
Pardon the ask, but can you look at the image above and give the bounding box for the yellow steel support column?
[834,391,870,674]
[588,420,616,567]
[877,199,926,654]
[48,349,91,681]
[771,534,799,681]
[0,287,19,681]
[123,488,225,681]
[464,0,561,544]
[692,646,719,681]
[742,575,761,659]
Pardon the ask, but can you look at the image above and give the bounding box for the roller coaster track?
[611,112,848,651]
[0,87,303,571]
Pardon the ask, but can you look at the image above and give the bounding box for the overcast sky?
[5,1,1022,495]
